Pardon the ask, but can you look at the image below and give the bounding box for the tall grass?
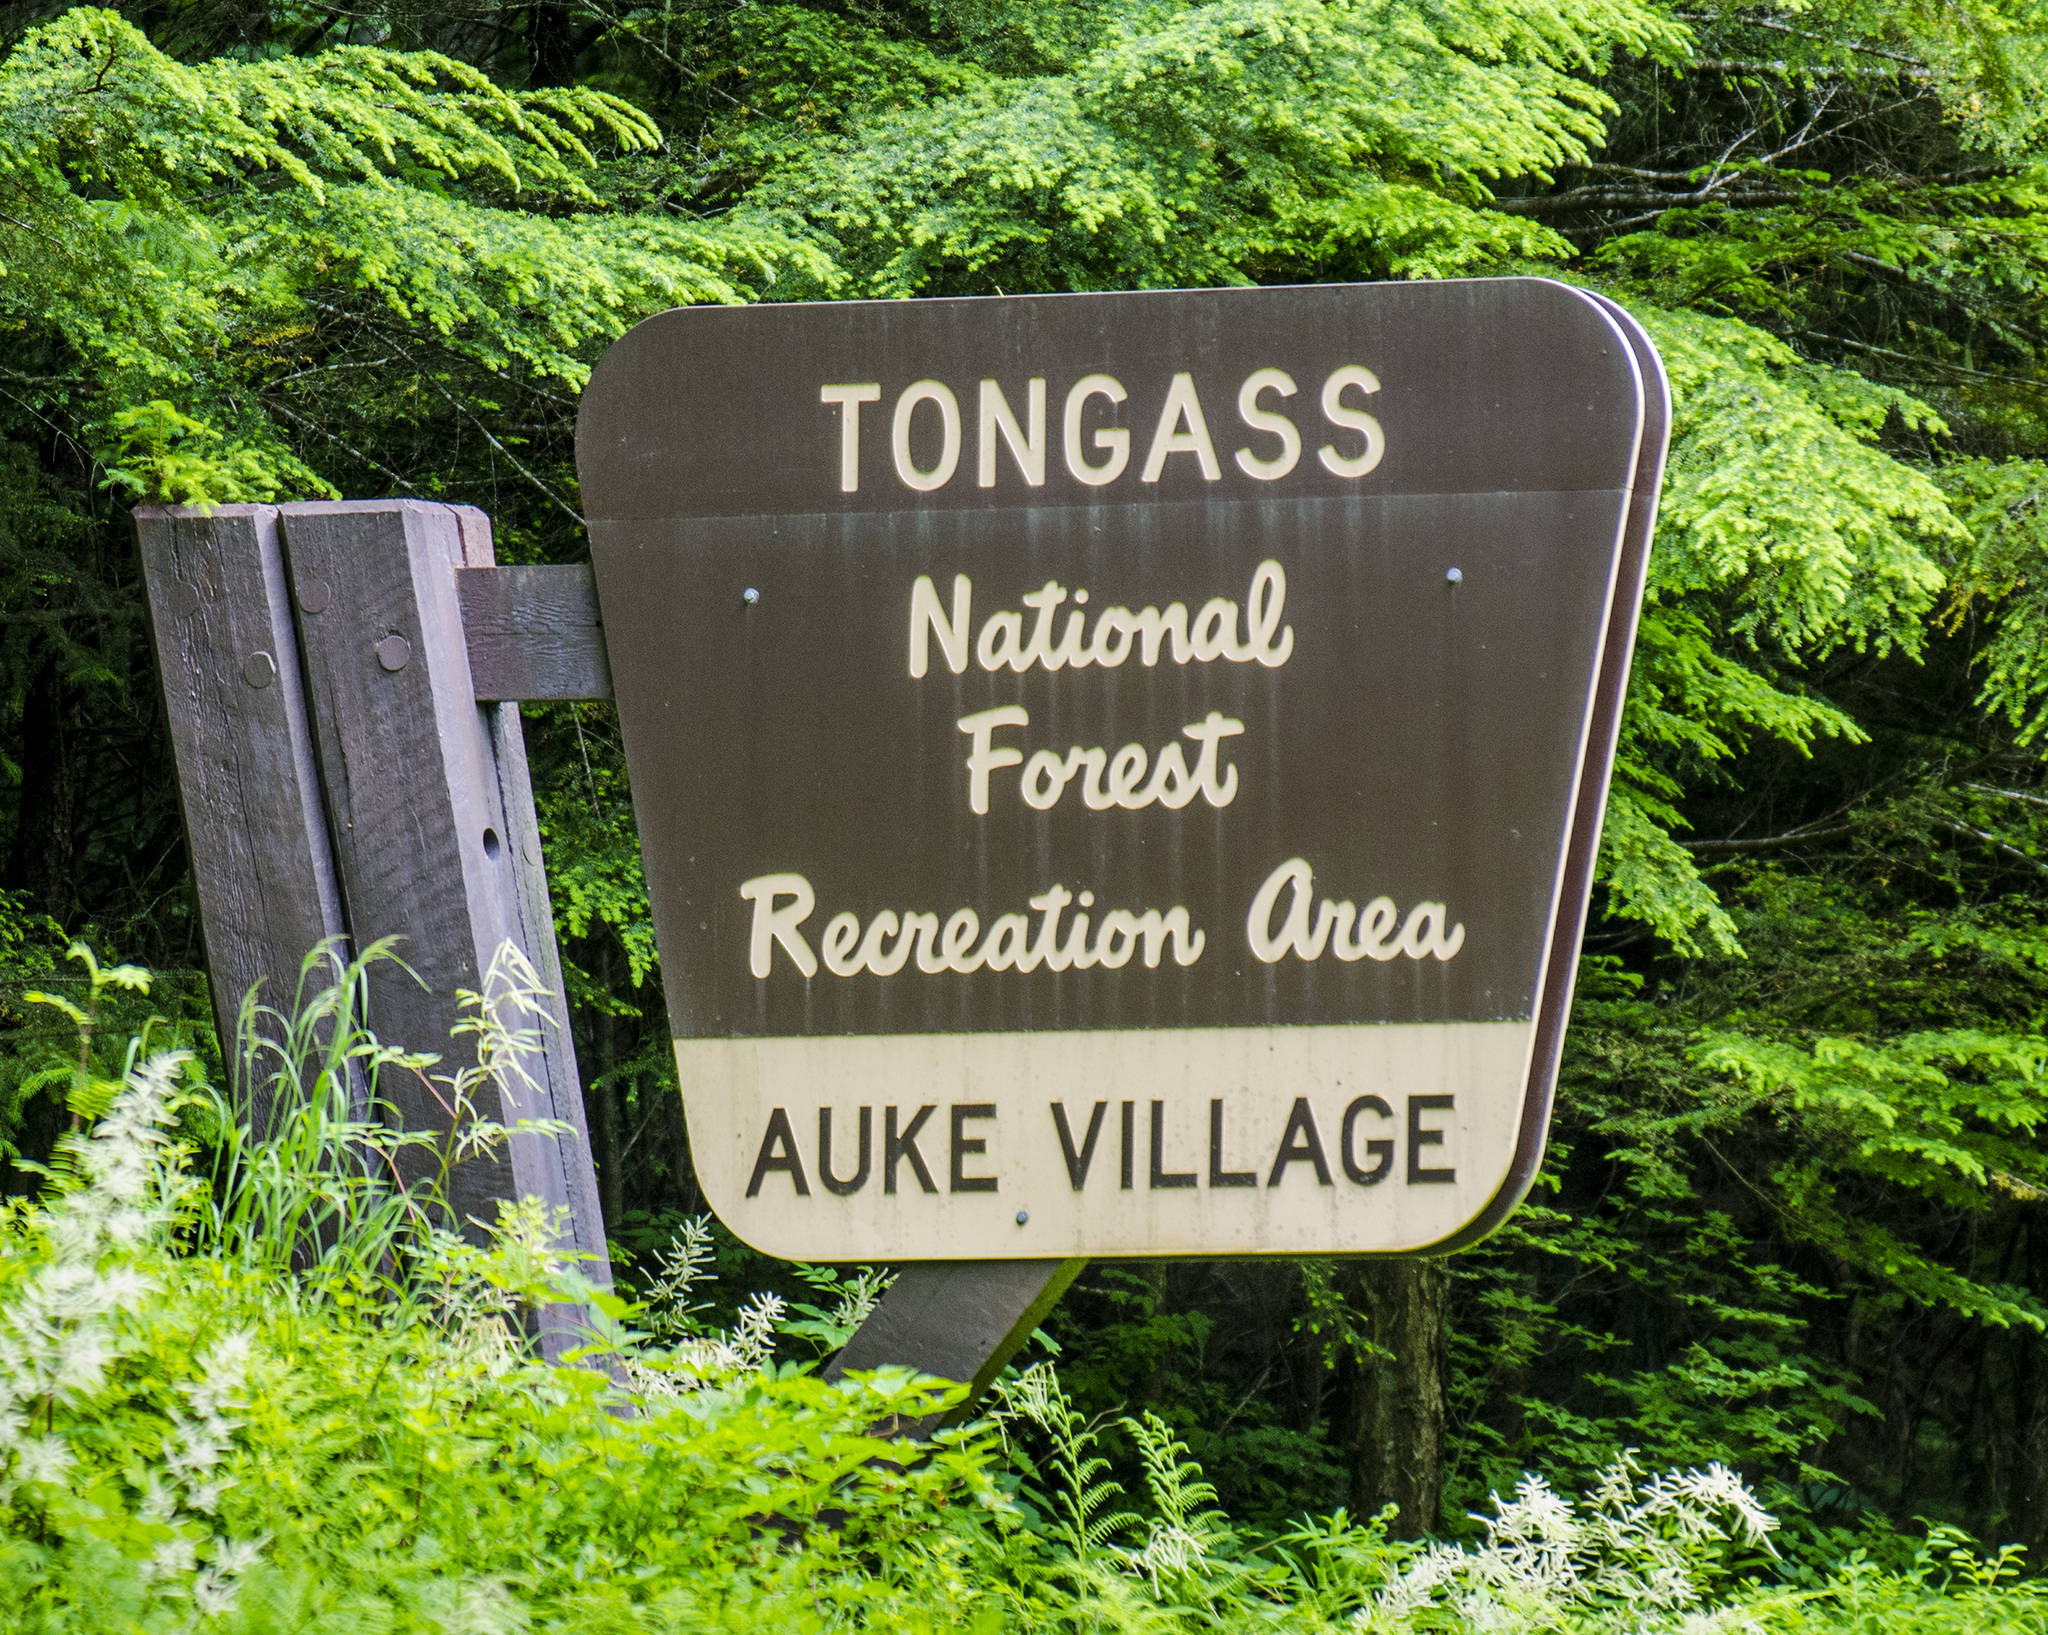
[196,937,582,1323]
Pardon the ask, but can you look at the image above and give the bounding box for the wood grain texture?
[278,501,611,1324]
[458,564,612,701]
[135,504,350,1134]
[455,517,610,1302]
[825,1258,1084,1434]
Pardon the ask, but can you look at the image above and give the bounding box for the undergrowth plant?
[196,937,583,1334]
[0,944,2041,1632]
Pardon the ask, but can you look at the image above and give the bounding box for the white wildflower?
[213,1535,268,1577]
[1365,1456,1780,1631]
[136,1469,179,1525]
[824,1267,891,1335]
[0,1053,187,1449]
[1638,1463,1777,1546]
[11,1434,71,1485]
[666,1335,742,1377]
[729,1292,785,1370]
[642,1217,720,1341]
[994,1360,1062,1432]
[164,1412,232,1493]
[625,1258,803,1395]
[0,1048,276,1612]
[143,1534,198,1583]
[1133,1522,1204,1591]
[186,1331,255,1417]
[184,1479,228,1515]
[190,1567,239,1619]
[191,1534,269,1617]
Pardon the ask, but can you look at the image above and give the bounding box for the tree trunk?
[526,2,575,86]
[7,654,80,924]
[2015,1221,2048,1559]
[1334,1258,1448,1537]
[660,1052,697,1214]
[586,938,626,1231]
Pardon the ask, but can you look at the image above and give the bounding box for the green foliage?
[0,967,2040,1629]
[1943,457,2048,747]
[1444,860,2048,1549]
[714,0,1685,296]
[0,932,206,1179]
[1,0,2048,1582]
[1597,304,1962,949]
[0,6,809,504]
[194,937,592,1317]
[0,1054,2032,1630]
[996,1362,1144,1565]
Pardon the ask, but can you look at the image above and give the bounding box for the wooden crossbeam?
[459,564,612,702]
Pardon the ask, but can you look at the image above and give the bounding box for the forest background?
[0,0,2045,1567]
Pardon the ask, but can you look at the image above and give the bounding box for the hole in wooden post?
[482,827,502,859]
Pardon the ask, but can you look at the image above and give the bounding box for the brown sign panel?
[577,280,1666,1260]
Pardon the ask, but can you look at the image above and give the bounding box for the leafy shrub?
[0,945,2040,1633]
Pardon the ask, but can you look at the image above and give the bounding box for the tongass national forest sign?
[576,279,1668,1262]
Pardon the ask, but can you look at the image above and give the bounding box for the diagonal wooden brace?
[825,1259,1084,1435]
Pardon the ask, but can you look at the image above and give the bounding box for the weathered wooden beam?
[825,1258,1085,1434]
[277,501,611,1332]
[135,504,353,1131]
[459,564,612,701]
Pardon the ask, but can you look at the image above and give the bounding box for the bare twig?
[263,355,398,389]
[303,300,587,516]
[1682,822,1864,854]
[1497,185,1805,215]
[1965,783,2048,810]
[1674,12,1933,70]
[1797,331,2048,393]
[1935,817,2048,875]
[264,398,422,494]
[418,371,585,526]
[1688,57,1933,83]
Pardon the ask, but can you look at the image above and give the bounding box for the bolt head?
[375,634,413,672]
[241,651,277,689]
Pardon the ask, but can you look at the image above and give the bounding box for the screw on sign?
[576,280,1669,1264]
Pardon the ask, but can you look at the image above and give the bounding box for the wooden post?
[276,501,608,1302]
[136,505,351,1132]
